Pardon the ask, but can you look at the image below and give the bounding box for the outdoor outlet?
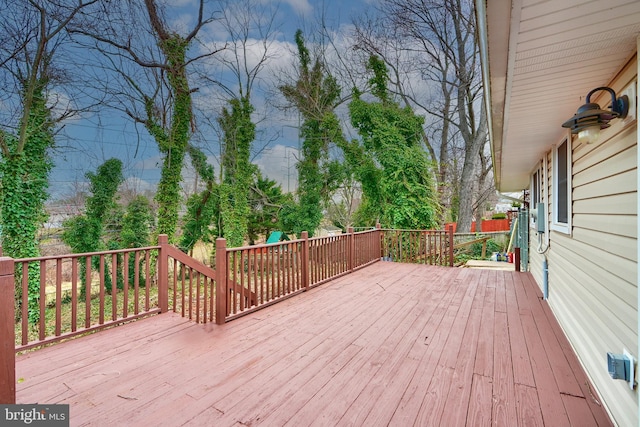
[624,348,636,390]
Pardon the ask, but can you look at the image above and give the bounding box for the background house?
[476,1,640,425]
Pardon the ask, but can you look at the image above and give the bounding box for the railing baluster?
[240,251,245,311]
[99,255,105,325]
[111,253,117,321]
[85,256,92,328]
[210,274,215,322]
[181,264,186,318]
[39,260,46,341]
[145,251,150,312]
[253,249,258,305]
[123,252,129,319]
[71,258,78,332]
[134,251,140,315]
[56,259,62,336]
[259,248,265,304]
[196,271,201,323]
[21,263,28,345]
[188,266,193,319]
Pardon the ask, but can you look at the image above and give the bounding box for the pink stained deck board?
[15,263,612,426]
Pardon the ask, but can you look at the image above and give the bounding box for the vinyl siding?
[528,63,637,427]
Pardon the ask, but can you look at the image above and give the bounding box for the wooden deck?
[16,262,612,426]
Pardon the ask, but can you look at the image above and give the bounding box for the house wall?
[528,57,638,427]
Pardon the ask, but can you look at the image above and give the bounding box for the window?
[552,137,571,233]
[532,169,540,206]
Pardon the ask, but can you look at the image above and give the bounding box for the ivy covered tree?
[0,0,96,320]
[120,196,154,249]
[62,159,124,292]
[247,171,288,245]
[218,97,255,247]
[279,30,345,237]
[119,195,154,287]
[0,89,54,321]
[73,0,221,242]
[179,0,281,250]
[352,0,488,230]
[179,143,218,254]
[345,56,440,229]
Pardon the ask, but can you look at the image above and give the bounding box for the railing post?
[157,234,169,313]
[0,257,16,404]
[376,223,382,260]
[447,224,454,267]
[301,232,309,291]
[347,227,354,271]
[215,238,228,325]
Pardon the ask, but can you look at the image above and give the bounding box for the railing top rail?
[453,231,509,237]
[351,228,378,235]
[381,228,450,233]
[14,245,161,263]
[225,227,383,253]
[308,233,347,242]
[453,236,491,250]
[164,245,215,278]
[226,238,304,253]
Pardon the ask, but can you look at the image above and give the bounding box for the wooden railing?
[3,226,452,351]
[161,235,217,324]
[13,245,163,352]
[219,227,381,321]
[0,225,453,404]
[380,226,454,267]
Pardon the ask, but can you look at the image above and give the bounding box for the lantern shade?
[561,87,629,143]
[577,126,601,144]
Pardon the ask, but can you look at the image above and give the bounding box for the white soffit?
[484,0,640,191]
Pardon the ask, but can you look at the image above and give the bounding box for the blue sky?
[49,0,372,201]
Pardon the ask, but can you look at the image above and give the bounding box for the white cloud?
[171,13,195,36]
[255,0,313,16]
[254,144,299,192]
[121,176,155,193]
[281,0,313,15]
[47,90,81,124]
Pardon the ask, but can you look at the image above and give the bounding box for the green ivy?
[279,30,344,237]
[247,171,288,245]
[345,56,440,229]
[218,96,255,248]
[62,159,124,293]
[147,34,192,243]
[0,82,54,322]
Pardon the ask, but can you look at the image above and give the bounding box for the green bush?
[455,238,504,265]
[491,213,507,219]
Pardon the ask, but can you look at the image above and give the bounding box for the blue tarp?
[266,231,289,244]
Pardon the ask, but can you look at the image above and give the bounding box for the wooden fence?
[380,227,454,266]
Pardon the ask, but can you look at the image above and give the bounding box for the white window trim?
[551,136,572,234]
[530,163,542,228]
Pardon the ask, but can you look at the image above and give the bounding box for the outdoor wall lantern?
[561,86,629,144]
